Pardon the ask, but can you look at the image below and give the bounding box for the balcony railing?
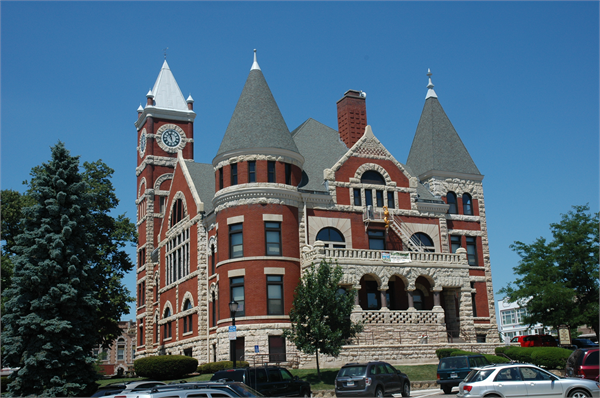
[301,242,467,268]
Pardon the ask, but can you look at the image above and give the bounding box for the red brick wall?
[473,281,490,318]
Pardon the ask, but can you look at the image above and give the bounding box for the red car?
[510,334,558,347]
[566,348,599,380]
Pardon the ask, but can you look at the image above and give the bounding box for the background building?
[134,53,499,366]
[497,298,550,342]
[95,320,136,376]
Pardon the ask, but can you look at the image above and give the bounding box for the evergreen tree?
[283,259,363,380]
[499,205,599,337]
[2,142,101,396]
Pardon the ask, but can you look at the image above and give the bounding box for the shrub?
[495,346,511,355]
[134,355,198,380]
[531,348,572,369]
[197,360,249,374]
[435,348,459,359]
[449,350,476,357]
[1,376,9,393]
[483,354,511,364]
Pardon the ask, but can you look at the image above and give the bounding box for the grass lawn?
[97,364,437,391]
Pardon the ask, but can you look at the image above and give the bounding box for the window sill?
[163,337,172,342]
[183,331,193,337]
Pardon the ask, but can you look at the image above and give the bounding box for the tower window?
[229,223,243,258]
[231,163,238,186]
[211,244,216,274]
[170,198,184,227]
[248,161,256,183]
[219,168,223,190]
[230,277,245,317]
[447,192,458,214]
[268,161,276,183]
[267,275,283,315]
[265,222,282,256]
[285,164,292,185]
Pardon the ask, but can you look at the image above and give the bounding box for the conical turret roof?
[216,52,300,158]
[406,71,480,178]
[151,60,188,111]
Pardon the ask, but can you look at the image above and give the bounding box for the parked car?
[457,363,600,398]
[566,348,600,380]
[436,355,490,394]
[210,367,310,397]
[334,361,410,397]
[92,381,167,397]
[572,338,600,349]
[510,334,558,347]
[104,382,263,398]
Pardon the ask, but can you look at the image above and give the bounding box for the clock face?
[140,131,147,153]
[162,129,181,147]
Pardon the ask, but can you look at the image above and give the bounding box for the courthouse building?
[134,51,499,365]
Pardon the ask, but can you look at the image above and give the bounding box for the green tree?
[2,142,100,396]
[283,259,363,380]
[499,205,599,338]
[1,161,136,348]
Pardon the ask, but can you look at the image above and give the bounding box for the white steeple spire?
[426,68,438,99]
[251,49,261,71]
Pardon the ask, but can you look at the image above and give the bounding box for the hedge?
[1,376,9,393]
[435,349,509,364]
[495,346,573,369]
[134,355,198,380]
[197,360,249,374]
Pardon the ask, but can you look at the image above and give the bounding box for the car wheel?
[568,389,590,398]
[442,385,452,394]
[302,389,310,397]
[374,386,383,398]
[401,382,410,397]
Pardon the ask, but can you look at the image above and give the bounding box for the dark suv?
[436,355,490,394]
[211,367,311,397]
[334,361,410,397]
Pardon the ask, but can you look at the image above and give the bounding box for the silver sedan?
[457,363,600,398]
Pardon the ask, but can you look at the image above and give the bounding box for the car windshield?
[439,357,468,369]
[212,370,244,382]
[465,369,495,383]
[338,366,367,377]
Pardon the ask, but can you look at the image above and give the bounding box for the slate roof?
[151,60,188,111]
[406,96,481,177]
[216,67,300,157]
[292,118,349,192]
[185,161,215,214]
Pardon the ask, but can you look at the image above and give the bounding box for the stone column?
[407,290,415,309]
[379,289,388,310]
[433,291,441,307]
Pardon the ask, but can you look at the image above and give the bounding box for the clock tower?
[134,60,196,351]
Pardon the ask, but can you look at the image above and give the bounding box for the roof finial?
[163,47,169,60]
[251,49,261,71]
[426,68,438,99]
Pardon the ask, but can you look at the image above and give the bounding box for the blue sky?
[2,1,598,321]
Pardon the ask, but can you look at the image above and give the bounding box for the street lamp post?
[229,301,239,368]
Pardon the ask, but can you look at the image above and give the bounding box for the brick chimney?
[337,89,367,148]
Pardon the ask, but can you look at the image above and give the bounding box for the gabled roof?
[406,73,481,178]
[216,54,300,158]
[184,161,215,214]
[292,118,348,192]
[151,60,188,111]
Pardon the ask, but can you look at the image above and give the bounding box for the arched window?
[183,299,193,334]
[463,193,473,215]
[117,338,125,361]
[316,227,346,248]
[447,192,458,214]
[410,232,435,252]
[361,171,386,185]
[163,308,172,339]
[170,198,184,227]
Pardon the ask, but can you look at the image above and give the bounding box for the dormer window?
[361,170,385,185]
[463,193,473,215]
[447,192,458,214]
[355,169,396,210]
